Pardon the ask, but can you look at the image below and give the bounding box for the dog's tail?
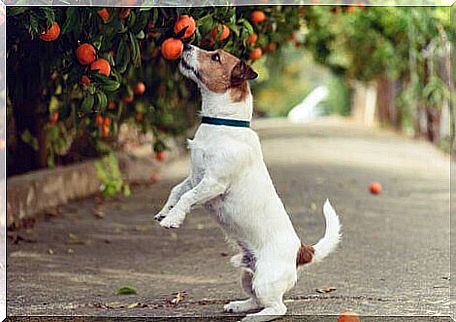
[296,199,341,266]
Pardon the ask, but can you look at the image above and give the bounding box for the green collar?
[201,116,250,128]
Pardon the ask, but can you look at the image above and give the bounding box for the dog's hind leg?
[240,262,295,322]
[224,270,262,313]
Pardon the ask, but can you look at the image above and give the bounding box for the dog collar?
[201,116,250,128]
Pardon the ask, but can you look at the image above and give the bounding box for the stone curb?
[6,141,186,229]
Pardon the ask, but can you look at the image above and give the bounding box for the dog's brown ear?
[230,60,258,86]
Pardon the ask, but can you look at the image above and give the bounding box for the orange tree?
[6,6,302,176]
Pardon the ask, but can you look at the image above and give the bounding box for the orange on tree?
[90,58,111,76]
[101,125,110,138]
[103,117,111,126]
[211,25,230,41]
[161,38,184,60]
[81,75,91,85]
[265,42,277,52]
[97,8,110,23]
[134,81,146,95]
[123,94,134,104]
[249,48,263,61]
[155,151,167,162]
[76,43,97,66]
[174,15,196,38]
[247,33,258,44]
[49,111,59,124]
[96,114,104,126]
[40,22,60,41]
[250,10,266,23]
[338,312,360,322]
[119,8,131,20]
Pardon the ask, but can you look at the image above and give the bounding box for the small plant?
[95,153,131,198]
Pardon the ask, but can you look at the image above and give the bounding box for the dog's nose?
[183,43,192,51]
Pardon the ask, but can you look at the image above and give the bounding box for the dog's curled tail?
[297,199,341,266]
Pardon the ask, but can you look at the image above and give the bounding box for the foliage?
[6,6,301,174]
[95,153,130,198]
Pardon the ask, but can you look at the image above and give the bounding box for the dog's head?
[179,45,258,102]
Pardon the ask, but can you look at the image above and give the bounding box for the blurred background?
[6,5,454,182]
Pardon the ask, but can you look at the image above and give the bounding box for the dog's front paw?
[159,209,185,229]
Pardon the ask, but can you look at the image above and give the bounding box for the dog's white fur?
[156,45,341,322]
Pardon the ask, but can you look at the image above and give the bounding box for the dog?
[155,44,341,322]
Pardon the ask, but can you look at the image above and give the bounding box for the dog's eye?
[211,53,220,62]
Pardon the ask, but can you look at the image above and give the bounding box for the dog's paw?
[154,212,166,222]
[159,209,185,229]
[224,299,259,313]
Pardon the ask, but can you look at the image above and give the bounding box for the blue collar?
[201,116,250,128]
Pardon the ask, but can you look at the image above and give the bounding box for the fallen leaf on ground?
[67,248,74,254]
[220,252,229,257]
[168,290,187,305]
[7,232,37,244]
[66,233,86,245]
[316,286,336,294]
[127,302,148,308]
[92,206,105,219]
[117,287,137,295]
[48,248,55,255]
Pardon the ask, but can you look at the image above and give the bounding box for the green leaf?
[62,7,79,34]
[96,91,108,110]
[7,7,28,16]
[117,287,137,295]
[81,94,94,112]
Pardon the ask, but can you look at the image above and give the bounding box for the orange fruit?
[76,43,97,66]
[40,22,60,42]
[108,101,116,110]
[96,115,104,126]
[174,15,196,38]
[250,10,266,23]
[155,151,167,162]
[134,81,146,95]
[249,48,262,61]
[97,8,110,23]
[338,312,360,322]
[123,95,134,104]
[90,58,111,76]
[211,25,230,41]
[81,75,91,85]
[119,8,131,20]
[49,111,59,124]
[368,182,382,195]
[347,6,356,13]
[265,42,277,52]
[247,33,258,44]
[103,117,111,126]
[101,125,110,138]
[161,38,183,60]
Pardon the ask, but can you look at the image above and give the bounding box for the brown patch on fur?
[196,49,257,103]
[196,49,240,93]
[229,81,250,102]
[296,243,314,266]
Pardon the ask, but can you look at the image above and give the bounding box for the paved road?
[7,118,452,320]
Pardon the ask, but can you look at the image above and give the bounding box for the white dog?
[155,45,341,322]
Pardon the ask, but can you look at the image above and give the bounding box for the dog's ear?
[230,60,258,86]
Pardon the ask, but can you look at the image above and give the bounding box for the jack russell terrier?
[155,44,341,322]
